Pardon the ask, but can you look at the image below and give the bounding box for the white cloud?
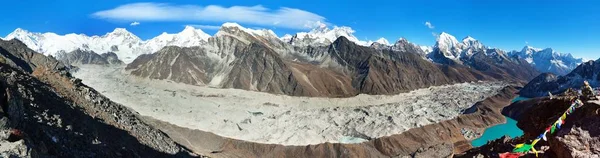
[92,3,327,30]
[431,32,438,37]
[130,21,140,26]
[186,24,220,30]
[425,21,434,29]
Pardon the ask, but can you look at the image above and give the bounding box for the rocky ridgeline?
[55,49,124,66]
[462,96,600,157]
[0,39,197,157]
[520,59,600,98]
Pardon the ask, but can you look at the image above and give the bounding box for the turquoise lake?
[470,96,529,147]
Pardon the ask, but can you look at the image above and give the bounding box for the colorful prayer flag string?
[512,99,584,157]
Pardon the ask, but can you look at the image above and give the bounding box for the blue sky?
[1,0,599,59]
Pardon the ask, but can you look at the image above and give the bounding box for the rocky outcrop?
[0,39,195,157]
[0,39,68,73]
[551,116,600,157]
[519,73,559,98]
[128,46,214,85]
[55,49,123,66]
[468,97,600,157]
[520,59,600,98]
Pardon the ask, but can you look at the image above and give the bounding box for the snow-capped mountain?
[431,32,487,62]
[374,38,390,45]
[4,28,146,63]
[5,22,374,64]
[3,23,584,74]
[509,46,584,75]
[283,24,369,46]
[144,25,211,53]
[520,59,599,98]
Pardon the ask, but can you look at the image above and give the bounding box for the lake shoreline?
[470,96,529,147]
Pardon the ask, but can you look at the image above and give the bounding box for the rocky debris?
[0,39,69,74]
[75,66,510,146]
[128,46,214,85]
[410,143,454,158]
[461,128,482,140]
[55,49,124,66]
[471,97,600,157]
[0,38,197,157]
[520,59,600,98]
[551,116,600,157]
[136,85,519,157]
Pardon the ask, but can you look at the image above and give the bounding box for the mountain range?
[520,58,600,98]
[1,23,584,96]
[3,23,583,75]
[124,23,539,97]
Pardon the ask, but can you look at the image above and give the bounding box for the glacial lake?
[471,96,528,147]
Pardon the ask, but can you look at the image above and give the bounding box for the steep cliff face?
[0,39,194,157]
[55,49,123,66]
[0,39,68,73]
[128,46,214,85]
[521,59,600,98]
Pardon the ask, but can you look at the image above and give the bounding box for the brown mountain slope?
[0,39,195,157]
[127,35,537,97]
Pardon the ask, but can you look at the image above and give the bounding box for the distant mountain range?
[2,22,585,96]
[3,23,583,75]
[123,23,539,97]
[520,59,600,98]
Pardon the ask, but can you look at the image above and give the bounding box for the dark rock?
[520,59,600,98]
[55,49,124,66]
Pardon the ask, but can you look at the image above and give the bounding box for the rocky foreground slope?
[0,39,196,157]
[461,96,600,157]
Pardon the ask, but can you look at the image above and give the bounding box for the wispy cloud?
[425,21,434,29]
[92,3,327,30]
[130,21,140,26]
[187,24,220,30]
[431,32,438,37]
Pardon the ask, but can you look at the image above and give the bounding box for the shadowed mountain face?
[520,59,600,98]
[126,35,539,97]
[0,39,194,157]
[0,39,68,73]
[127,46,215,85]
[55,49,124,66]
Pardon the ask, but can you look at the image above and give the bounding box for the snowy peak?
[436,32,460,49]
[520,45,543,55]
[144,26,213,53]
[510,45,584,75]
[179,25,210,41]
[288,25,367,46]
[375,38,390,45]
[461,36,483,49]
[105,28,138,39]
[434,32,462,59]
[217,22,278,39]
